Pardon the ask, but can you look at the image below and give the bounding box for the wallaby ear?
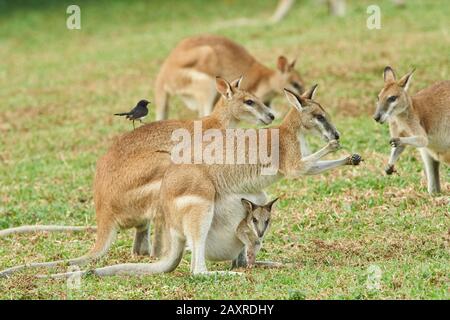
[301,84,318,100]
[230,75,243,89]
[384,66,396,83]
[284,88,304,111]
[216,77,233,99]
[241,198,256,212]
[265,197,279,211]
[397,69,415,92]
[277,55,289,73]
[289,58,297,70]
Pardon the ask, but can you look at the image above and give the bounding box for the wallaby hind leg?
[186,203,242,276]
[155,88,170,121]
[186,204,214,275]
[178,70,217,117]
[419,148,441,194]
[150,215,166,258]
[132,224,151,256]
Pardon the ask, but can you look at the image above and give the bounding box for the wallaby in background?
[0,76,275,277]
[236,198,278,266]
[42,85,362,278]
[373,66,450,194]
[154,34,304,120]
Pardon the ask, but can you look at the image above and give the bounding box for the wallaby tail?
[0,223,116,278]
[0,225,96,237]
[46,230,185,278]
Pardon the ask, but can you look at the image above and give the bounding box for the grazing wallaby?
[45,85,362,278]
[236,198,278,266]
[155,34,304,120]
[373,66,450,194]
[0,76,275,277]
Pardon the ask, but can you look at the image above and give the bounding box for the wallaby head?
[373,66,415,124]
[216,76,275,125]
[284,85,340,142]
[241,198,278,238]
[272,56,305,96]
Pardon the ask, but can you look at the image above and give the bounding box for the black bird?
[114,99,150,129]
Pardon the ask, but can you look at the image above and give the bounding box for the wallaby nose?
[334,132,340,140]
[268,113,275,120]
[373,114,381,122]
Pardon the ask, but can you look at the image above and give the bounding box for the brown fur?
[374,66,450,193]
[155,34,304,120]
[0,77,274,277]
[54,86,360,277]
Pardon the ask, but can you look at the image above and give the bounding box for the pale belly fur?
[205,192,267,261]
[427,130,450,164]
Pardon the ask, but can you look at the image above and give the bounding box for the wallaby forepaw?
[389,138,401,148]
[385,164,396,175]
[347,154,362,165]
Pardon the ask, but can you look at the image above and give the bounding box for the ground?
[0,0,449,299]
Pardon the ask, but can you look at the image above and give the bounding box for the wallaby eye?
[291,82,301,90]
[244,100,254,106]
[387,95,398,103]
[316,115,325,121]
[252,217,258,223]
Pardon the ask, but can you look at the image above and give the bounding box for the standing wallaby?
[236,198,278,266]
[373,66,450,194]
[43,85,362,278]
[154,34,304,120]
[0,76,275,277]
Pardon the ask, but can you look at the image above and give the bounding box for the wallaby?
[236,198,278,266]
[0,76,275,277]
[373,66,450,194]
[44,85,362,278]
[154,34,304,120]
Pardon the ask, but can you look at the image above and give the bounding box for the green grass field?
[0,0,449,299]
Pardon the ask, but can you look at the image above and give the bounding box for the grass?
[0,0,449,299]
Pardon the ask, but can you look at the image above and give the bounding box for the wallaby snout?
[373,112,381,123]
[333,131,340,140]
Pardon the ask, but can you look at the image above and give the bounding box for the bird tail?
[114,112,130,116]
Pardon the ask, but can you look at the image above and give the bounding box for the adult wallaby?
[154,34,304,120]
[373,66,450,194]
[44,85,362,278]
[0,76,275,277]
